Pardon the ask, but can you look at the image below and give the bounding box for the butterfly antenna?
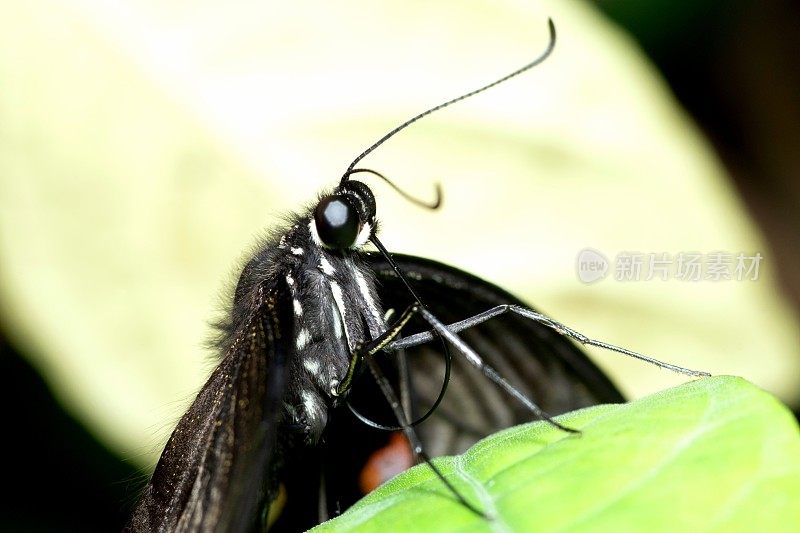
[346,303,453,431]
[346,344,452,431]
[340,18,557,185]
[345,168,442,210]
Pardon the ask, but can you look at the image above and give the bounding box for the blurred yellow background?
[0,0,797,489]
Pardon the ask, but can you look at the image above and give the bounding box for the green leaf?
[312,376,800,532]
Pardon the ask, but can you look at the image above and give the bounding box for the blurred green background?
[1,0,798,530]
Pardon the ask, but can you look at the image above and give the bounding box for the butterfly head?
[312,180,376,250]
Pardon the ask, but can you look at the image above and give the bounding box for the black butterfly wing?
[126,285,292,533]
[365,253,624,455]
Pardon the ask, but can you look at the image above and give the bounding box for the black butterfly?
[125,19,704,532]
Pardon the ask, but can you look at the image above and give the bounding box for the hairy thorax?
[276,218,387,443]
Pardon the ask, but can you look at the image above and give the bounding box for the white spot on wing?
[329,280,350,346]
[291,247,304,255]
[355,270,383,325]
[286,274,295,286]
[319,256,335,276]
[303,358,321,375]
[296,328,311,350]
[330,299,343,339]
[301,390,323,420]
[293,299,303,317]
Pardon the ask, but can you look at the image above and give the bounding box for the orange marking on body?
[359,432,414,494]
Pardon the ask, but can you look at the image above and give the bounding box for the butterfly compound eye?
[314,195,361,249]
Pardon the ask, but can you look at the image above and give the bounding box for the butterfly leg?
[389,304,710,378]
[407,307,579,433]
[362,354,486,517]
[368,240,578,431]
[332,305,486,516]
[333,303,420,397]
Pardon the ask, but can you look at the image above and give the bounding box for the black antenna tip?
[431,182,443,210]
[345,168,442,211]
[341,17,559,180]
[544,18,557,57]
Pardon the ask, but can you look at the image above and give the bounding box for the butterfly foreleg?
[361,355,486,517]
[409,307,579,432]
[389,304,710,378]
[333,303,420,397]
